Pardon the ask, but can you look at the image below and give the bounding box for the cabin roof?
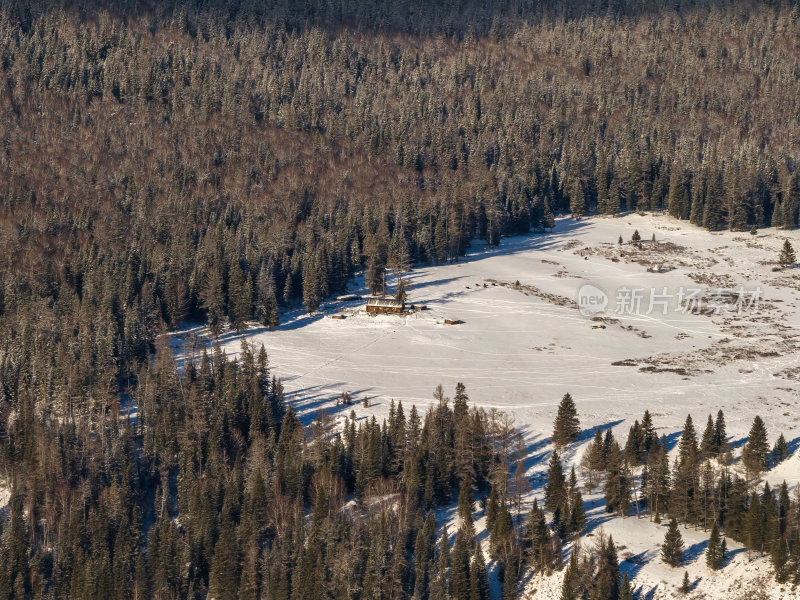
[366,297,404,308]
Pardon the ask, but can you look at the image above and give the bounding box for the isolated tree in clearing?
[661,518,685,567]
[680,571,691,594]
[779,239,796,267]
[552,393,580,448]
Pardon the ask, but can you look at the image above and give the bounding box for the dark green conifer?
[742,416,770,479]
[661,519,684,567]
[544,451,567,514]
[706,522,724,570]
[552,393,580,449]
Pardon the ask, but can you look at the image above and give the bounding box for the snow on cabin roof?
[366,297,404,308]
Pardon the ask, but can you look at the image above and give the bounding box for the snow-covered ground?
[172,212,800,598]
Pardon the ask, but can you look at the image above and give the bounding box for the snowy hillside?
[173,212,800,597]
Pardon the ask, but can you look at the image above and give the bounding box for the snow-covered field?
[173,212,800,598]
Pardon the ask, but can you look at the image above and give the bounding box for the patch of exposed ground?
[485,278,576,308]
[581,240,718,270]
[612,334,798,377]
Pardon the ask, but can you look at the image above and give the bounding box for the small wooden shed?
[366,297,405,314]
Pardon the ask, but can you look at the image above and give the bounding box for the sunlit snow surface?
[173,213,800,598]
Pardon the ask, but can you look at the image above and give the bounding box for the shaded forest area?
[1,1,800,598]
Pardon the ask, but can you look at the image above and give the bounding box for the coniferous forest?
[2,0,800,598]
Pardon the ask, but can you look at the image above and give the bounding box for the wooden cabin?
[365,297,405,314]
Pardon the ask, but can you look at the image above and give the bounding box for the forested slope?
[1,1,800,598]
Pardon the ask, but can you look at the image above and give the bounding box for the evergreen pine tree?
[624,421,644,465]
[469,544,490,600]
[414,514,437,600]
[604,440,630,516]
[706,522,724,570]
[568,490,585,538]
[714,410,729,458]
[560,548,580,600]
[778,239,796,267]
[457,475,475,536]
[593,535,621,600]
[450,529,472,600]
[264,284,280,328]
[486,486,499,534]
[552,393,580,448]
[544,451,567,514]
[772,433,789,465]
[525,500,554,574]
[639,410,656,453]
[661,519,685,567]
[229,262,253,331]
[742,415,770,479]
[569,175,585,217]
[620,572,632,600]
[586,428,607,488]
[703,170,727,231]
[701,414,717,458]
[680,571,691,594]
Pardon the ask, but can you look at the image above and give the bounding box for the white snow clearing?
[172,212,800,598]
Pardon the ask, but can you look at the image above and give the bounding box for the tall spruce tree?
[604,439,630,516]
[742,415,770,479]
[552,393,580,448]
[450,529,472,600]
[593,535,621,600]
[778,239,796,267]
[544,451,567,514]
[469,543,490,600]
[700,414,717,458]
[661,519,685,567]
[560,548,581,600]
[772,433,789,465]
[705,522,725,570]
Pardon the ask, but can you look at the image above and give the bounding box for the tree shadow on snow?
[441,217,594,268]
[785,436,800,458]
[581,501,614,536]
[728,435,748,450]
[722,547,746,568]
[660,430,683,454]
[287,384,375,424]
[620,549,655,582]
[579,420,625,444]
[683,539,708,563]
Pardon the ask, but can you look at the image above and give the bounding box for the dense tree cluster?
[1,1,800,598]
[572,408,800,586]
[0,340,533,600]
[3,0,800,429]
